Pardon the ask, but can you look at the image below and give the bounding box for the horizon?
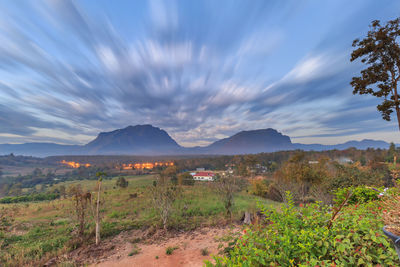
[0,124,395,147]
[1,1,400,147]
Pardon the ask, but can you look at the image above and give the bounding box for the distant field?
[0,174,277,266]
[2,165,72,177]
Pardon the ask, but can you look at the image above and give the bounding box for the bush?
[335,186,381,205]
[166,246,178,255]
[116,177,129,188]
[178,172,195,186]
[207,192,399,266]
[249,179,269,198]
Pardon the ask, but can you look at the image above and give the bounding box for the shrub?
[207,192,399,266]
[249,179,269,198]
[335,186,381,205]
[178,172,195,186]
[166,246,178,255]
[201,247,209,256]
[116,177,129,188]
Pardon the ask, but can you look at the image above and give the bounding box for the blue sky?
[0,0,400,147]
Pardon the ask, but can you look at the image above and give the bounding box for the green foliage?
[207,192,399,266]
[350,18,400,125]
[101,221,120,238]
[335,186,381,205]
[108,210,128,219]
[166,246,178,255]
[249,179,269,198]
[331,163,385,189]
[0,192,59,204]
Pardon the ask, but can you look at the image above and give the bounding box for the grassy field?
[0,175,277,266]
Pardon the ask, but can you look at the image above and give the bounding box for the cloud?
[0,0,399,146]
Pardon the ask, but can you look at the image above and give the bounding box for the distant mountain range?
[0,125,393,157]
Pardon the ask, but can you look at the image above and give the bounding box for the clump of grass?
[165,246,178,255]
[155,255,159,259]
[128,245,141,256]
[201,247,209,256]
[108,210,128,219]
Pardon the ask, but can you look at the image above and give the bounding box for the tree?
[68,184,90,237]
[214,174,242,221]
[94,171,106,245]
[387,142,397,163]
[162,166,178,184]
[350,18,400,131]
[149,177,180,231]
[116,177,129,188]
[177,172,194,186]
[274,152,324,204]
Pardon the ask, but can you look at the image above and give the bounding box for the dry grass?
[382,194,400,236]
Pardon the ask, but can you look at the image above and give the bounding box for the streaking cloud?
[0,0,399,146]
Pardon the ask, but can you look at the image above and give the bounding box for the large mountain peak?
[85,124,181,154]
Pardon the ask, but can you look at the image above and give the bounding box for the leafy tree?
[177,172,194,186]
[351,18,400,130]
[116,177,129,188]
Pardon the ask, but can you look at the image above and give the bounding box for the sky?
[0,0,400,147]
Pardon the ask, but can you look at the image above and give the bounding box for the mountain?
[0,125,393,157]
[204,128,293,154]
[84,125,181,154]
[293,139,391,151]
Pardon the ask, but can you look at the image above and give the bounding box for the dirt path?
[92,227,236,267]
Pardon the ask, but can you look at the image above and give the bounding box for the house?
[192,171,215,181]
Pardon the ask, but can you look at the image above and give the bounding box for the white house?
[192,171,215,181]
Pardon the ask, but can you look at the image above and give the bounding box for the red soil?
[91,227,235,267]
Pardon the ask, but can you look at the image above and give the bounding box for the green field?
[0,174,276,266]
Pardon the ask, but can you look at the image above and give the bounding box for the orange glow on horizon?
[120,162,174,170]
[61,160,91,168]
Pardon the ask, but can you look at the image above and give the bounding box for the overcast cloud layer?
[0,0,400,147]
